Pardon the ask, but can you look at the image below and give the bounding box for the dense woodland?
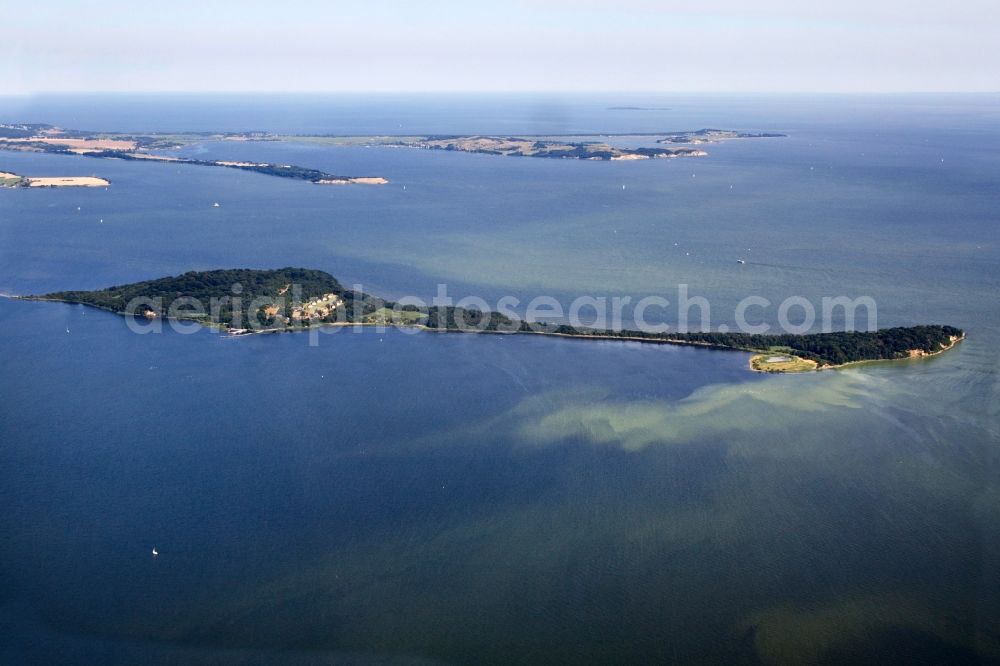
[0,127,38,139]
[37,269,962,365]
[41,268,345,327]
[530,325,965,366]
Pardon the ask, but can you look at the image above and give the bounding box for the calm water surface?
[1,94,999,664]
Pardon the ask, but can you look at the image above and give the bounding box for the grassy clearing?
[0,173,27,188]
[363,307,427,325]
[750,353,818,373]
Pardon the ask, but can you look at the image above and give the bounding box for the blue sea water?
[1,94,999,664]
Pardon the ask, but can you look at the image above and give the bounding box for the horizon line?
[2,90,999,97]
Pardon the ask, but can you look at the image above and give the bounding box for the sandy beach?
[27,176,110,187]
[315,177,389,185]
[3,136,136,152]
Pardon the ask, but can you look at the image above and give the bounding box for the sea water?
[1,94,998,663]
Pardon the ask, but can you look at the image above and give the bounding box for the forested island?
[26,268,963,372]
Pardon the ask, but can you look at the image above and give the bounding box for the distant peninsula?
[0,123,387,185]
[23,268,964,373]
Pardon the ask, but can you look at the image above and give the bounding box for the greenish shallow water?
[1,94,999,664]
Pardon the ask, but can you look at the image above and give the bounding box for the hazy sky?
[2,0,998,93]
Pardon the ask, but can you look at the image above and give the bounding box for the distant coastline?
[368,128,784,161]
[0,123,388,185]
[0,123,786,169]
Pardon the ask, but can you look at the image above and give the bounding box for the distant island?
[294,128,785,160]
[1,123,786,168]
[23,268,964,373]
[657,128,786,144]
[607,106,672,111]
[371,128,784,161]
[386,135,708,161]
[0,123,387,185]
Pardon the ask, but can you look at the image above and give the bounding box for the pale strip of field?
[27,176,110,187]
[750,354,818,373]
[276,135,424,146]
[314,177,388,185]
[127,153,182,161]
[4,136,136,151]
